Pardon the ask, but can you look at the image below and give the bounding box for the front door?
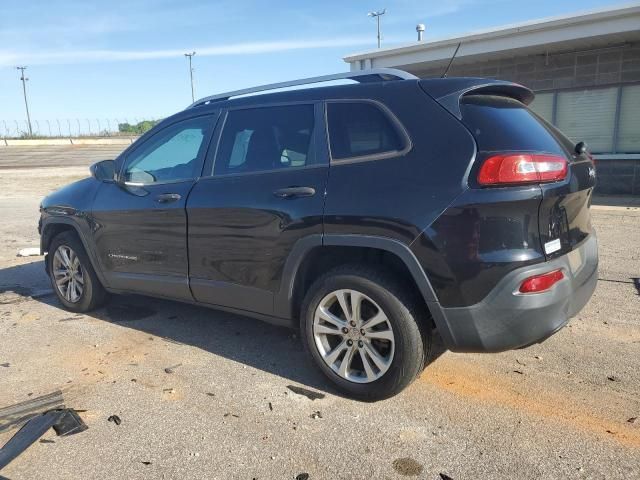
[92,114,217,300]
[187,103,328,316]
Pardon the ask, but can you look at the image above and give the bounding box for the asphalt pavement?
[0,166,638,480]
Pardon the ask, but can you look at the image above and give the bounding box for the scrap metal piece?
[0,409,87,470]
[0,391,64,434]
[52,409,87,437]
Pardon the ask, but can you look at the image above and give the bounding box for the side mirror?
[90,159,117,183]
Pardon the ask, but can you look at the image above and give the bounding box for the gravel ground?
[0,167,639,480]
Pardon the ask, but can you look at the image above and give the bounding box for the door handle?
[155,193,182,203]
[273,186,316,199]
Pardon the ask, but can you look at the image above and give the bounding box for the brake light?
[478,154,568,186]
[518,269,564,294]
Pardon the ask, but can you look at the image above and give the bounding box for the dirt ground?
[0,166,639,480]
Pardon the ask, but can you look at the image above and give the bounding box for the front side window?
[327,102,406,160]
[214,104,315,176]
[124,116,213,184]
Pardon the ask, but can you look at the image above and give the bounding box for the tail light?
[518,269,564,294]
[478,154,568,186]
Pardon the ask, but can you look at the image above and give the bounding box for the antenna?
[441,42,461,78]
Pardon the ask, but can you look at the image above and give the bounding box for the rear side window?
[327,102,407,161]
[214,104,315,176]
[460,95,566,155]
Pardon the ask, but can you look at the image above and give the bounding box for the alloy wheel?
[313,289,395,383]
[52,245,84,303]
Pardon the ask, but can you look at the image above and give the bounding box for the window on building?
[617,84,640,153]
[528,92,554,123]
[214,104,315,175]
[327,102,406,160]
[555,87,618,153]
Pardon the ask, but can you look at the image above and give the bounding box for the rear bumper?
[434,233,598,352]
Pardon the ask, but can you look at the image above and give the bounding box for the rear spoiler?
[419,78,534,120]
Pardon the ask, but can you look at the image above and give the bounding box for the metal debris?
[0,390,64,434]
[107,415,121,426]
[0,408,87,469]
[310,411,323,419]
[164,363,182,374]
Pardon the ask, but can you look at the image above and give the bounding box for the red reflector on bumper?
[519,269,564,294]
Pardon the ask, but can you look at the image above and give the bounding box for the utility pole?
[368,9,386,49]
[16,66,33,137]
[184,52,196,102]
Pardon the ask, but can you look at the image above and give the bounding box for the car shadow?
[1,260,447,399]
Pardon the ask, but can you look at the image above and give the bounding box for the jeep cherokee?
[39,69,598,400]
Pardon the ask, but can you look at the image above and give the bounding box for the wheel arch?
[275,234,455,346]
[40,217,108,288]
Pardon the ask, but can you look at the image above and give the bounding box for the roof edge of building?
[343,3,640,62]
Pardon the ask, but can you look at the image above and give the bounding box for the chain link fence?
[1,118,162,139]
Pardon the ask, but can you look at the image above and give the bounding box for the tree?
[118,120,159,134]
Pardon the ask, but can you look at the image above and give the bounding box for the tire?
[47,231,109,312]
[301,264,431,401]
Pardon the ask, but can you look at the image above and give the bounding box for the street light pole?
[184,52,196,102]
[368,9,386,49]
[16,66,33,137]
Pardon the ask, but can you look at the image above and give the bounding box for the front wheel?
[48,231,109,312]
[301,265,431,401]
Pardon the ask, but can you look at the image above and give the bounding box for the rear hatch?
[456,91,596,261]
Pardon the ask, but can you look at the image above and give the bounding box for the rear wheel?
[301,265,431,401]
[48,231,109,312]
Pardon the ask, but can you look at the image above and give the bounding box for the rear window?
[327,102,406,160]
[460,95,567,156]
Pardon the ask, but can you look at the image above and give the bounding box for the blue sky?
[0,0,630,125]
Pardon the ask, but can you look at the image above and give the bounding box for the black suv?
[39,69,598,400]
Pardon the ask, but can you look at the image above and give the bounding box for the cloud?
[0,37,375,67]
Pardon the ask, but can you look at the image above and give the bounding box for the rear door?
[186,102,329,316]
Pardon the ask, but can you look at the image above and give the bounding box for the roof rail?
[188,68,417,108]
